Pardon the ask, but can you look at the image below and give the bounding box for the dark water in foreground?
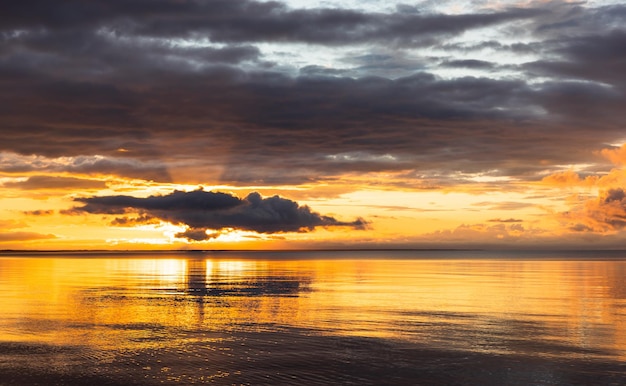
[0,250,625,385]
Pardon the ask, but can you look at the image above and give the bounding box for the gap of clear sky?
[1,0,625,250]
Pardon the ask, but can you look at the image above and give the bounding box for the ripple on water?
[2,327,626,385]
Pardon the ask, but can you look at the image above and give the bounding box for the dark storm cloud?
[3,62,554,183]
[0,1,624,186]
[519,3,626,84]
[2,28,260,77]
[299,65,352,77]
[1,0,540,45]
[73,189,241,215]
[524,30,626,88]
[70,189,367,237]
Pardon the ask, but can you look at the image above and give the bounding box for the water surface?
[1,250,625,384]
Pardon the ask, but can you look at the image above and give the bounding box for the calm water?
[0,250,625,385]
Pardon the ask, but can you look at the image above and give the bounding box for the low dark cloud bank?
[70,189,367,239]
[0,1,625,184]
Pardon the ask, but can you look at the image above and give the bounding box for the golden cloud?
[541,170,597,187]
[560,188,626,233]
[599,144,626,166]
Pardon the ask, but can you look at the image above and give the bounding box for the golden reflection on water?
[0,254,625,361]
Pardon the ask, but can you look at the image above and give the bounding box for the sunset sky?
[1,0,625,250]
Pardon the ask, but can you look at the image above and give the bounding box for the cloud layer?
[0,1,624,186]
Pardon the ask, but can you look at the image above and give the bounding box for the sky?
[1,0,625,250]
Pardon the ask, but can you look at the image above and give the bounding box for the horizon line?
[2,248,626,254]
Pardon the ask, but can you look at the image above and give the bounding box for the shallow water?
[0,250,625,385]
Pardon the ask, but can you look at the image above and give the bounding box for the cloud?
[0,215,56,243]
[0,219,28,229]
[487,218,523,223]
[561,188,626,232]
[541,170,597,187]
[73,189,241,215]
[22,210,54,216]
[1,1,540,46]
[440,59,495,69]
[175,228,220,242]
[0,153,170,182]
[110,214,159,227]
[600,144,626,166]
[473,201,536,210]
[3,175,107,190]
[69,189,367,239]
[527,5,626,86]
[0,232,56,242]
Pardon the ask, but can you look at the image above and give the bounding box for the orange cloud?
[560,188,626,233]
[541,170,597,187]
[539,143,626,190]
[599,144,626,165]
[0,232,57,242]
[597,168,626,188]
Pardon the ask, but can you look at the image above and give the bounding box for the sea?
[0,250,624,385]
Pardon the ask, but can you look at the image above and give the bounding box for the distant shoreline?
[2,248,626,256]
